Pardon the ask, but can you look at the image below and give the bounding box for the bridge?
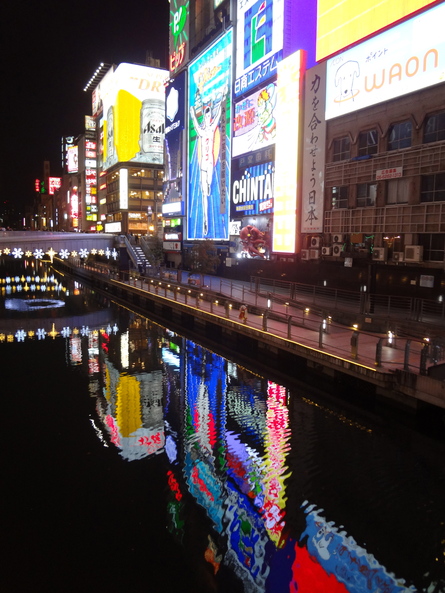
[0,231,116,260]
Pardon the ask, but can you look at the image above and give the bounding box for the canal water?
[1,260,445,593]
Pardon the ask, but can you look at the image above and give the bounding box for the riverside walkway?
[127,272,434,374]
[64,260,445,410]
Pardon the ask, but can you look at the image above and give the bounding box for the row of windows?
[331,173,445,208]
[332,111,445,161]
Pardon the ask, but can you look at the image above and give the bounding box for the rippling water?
[2,264,445,592]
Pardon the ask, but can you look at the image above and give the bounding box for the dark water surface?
[1,265,445,592]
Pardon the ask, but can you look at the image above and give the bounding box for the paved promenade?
[119,270,442,379]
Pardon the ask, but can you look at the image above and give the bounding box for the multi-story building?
[166,0,445,295]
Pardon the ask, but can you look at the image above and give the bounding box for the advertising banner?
[234,0,284,97]
[169,0,190,75]
[187,30,232,240]
[317,0,437,62]
[102,63,168,169]
[231,160,275,217]
[232,81,277,157]
[164,71,186,208]
[67,145,78,173]
[301,62,326,234]
[325,2,445,120]
[272,50,305,254]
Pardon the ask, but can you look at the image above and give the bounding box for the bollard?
[319,323,324,349]
[375,338,383,367]
[350,330,359,359]
[420,343,429,375]
[404,339,411,371]
[287,316,292,339]
[262,310,268,331]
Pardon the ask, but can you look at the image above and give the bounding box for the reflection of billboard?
[102,63,168,170]
[169,0,190,75]
[232,82,277,157]
[231,160,274,217]
[317,0,438,62]
[325,3,445,120]
[234,0,284,96]
[67,145,78,173]
[272,50,305,254]
[187,30,232,240]
[300,505,414,591]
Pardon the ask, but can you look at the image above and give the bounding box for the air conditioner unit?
[404,245,423,262]
[310,237,321,248]
[372,247,387,261]
[301,249,310,261]
[332,233,343,244]
[322,246,332,256]
[393,251,404,262]
[310,249,320,259]
[332,243,343,257]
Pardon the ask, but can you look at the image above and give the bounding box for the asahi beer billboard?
[101,63,168,170]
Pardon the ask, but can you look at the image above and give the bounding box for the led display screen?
[272,50,304,254]
[102,63,168,170]
[232,81,277,157]
[234,0,284,97]
[325,2,445,120]
[187,30,232,240]
[317,0,438,62]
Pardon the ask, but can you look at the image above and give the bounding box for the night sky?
[2,0,169,213]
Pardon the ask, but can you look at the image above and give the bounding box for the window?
[358,130,378,156]
[418,234,445,262]
[387,178,409,204]
[331,186,348,209]
[332,137,350,161]
[421,173,445,202]
[388,121,412,150]
[424,112,445,143]
[357,183,377,207]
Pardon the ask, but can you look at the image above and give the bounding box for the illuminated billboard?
[317,0,438,62]
[231,160,274,218]
[301,62,326,234]
[164,71,186,209]
[92,67,115,117]
[48,177,62,195]
[232,81,277,157]
[272,50,305,254]
[67,145,78,173]
[234,0,284,97]
[325,2,445,120]
[102,63,168,170]
[169,0,190,75]
[187,30,232,240]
